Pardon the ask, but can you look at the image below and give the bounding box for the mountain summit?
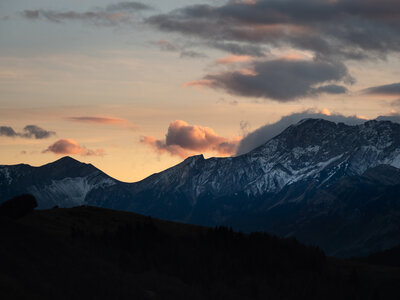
[0,156,116,208]
[2,119,400,257]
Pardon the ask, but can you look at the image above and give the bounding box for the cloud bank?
[147,0,400,60]
[141,120,240,158]
[43,139,104,156]
[145,0,400,101]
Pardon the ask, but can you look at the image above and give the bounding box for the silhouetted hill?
[358,244,400,268]
[1,203,399,300]
[0,194,37,219]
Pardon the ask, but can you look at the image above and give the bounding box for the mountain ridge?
[2,118,400,257]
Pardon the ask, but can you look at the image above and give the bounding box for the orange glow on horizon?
[321,108,332,116]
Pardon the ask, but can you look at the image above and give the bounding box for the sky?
[1,0,400,182]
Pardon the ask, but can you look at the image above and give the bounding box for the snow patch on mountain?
[0,167,13,185]
[27,176,116,208]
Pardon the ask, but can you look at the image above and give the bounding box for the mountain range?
[2,118,400,257]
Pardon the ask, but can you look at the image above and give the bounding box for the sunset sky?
[1,0,400,182]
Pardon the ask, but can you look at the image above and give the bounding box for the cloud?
[141,120,240,158]
[186,59,351,101]
[152,40,207,59]
[315,84,348,95]
[154,40,179,52]
[216,55,254,65]
[236,110,370,155]
[21,125,56,139]
[43,139,105,156]
[23,10,39,19]
[140,136,191,158]
[180,50,207,59]
[0,126,18,137]
[363,83,400,96]
[0,125,55,139]
[106,2,152,12]
[66,116,138,129]
[209,41,267,57]
[22,2,152,26]
[146,0,400,60]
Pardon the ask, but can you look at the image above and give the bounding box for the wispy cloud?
[66,116,138,130]
[152,40,207,59]
[22,1,152,26]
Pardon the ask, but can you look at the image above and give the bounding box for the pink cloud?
[140,136,191,158]
[216,55,254,65]
[66,116,138,130]
[183,79,214,88]
[141,120,241,158]
[43,139,105,156]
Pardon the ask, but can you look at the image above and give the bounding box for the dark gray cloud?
[22,1,151,26]
[22,10,124,26]
[23,10,39,19]
[146,0,400,60]
[0,126,18,137]
[106,2,152,12]
[0,125,55,139]
[21,125,55,139]
[236,111,372,155]
[363,83,400,96]
[194,59,350,101]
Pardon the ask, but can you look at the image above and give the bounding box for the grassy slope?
[1,206,400,300]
